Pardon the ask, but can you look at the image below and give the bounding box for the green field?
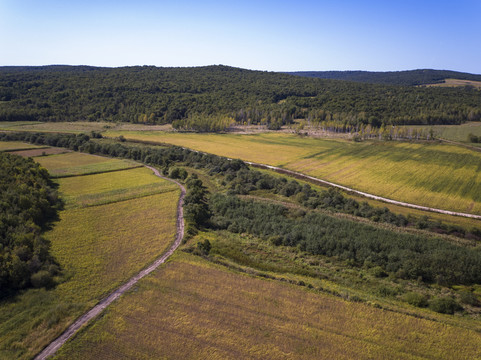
[105,131,481,215]
[57,167,178,209]
[0,150,180,359]
[54,252,481,360]
[408,122,481,144]
[35,152,141,177]
[0,141,44,151]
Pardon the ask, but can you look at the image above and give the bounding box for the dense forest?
[0,65,480,129]
[0,153,62,297]
[287,69,481,86]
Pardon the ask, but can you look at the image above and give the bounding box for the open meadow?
[0,145,180,359]
[105,131,481,215]
[54,252,481,360]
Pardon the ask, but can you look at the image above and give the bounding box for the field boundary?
[34,166,186,360]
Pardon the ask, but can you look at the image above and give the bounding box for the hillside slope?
[0,65,480,127]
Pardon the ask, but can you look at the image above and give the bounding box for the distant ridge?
[286,69,481,86]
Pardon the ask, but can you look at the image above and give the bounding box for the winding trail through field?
[245,162,481,220]
[34,166,186,360]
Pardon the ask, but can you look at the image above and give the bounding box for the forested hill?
[286,69,481,86]
[0,65,480,128]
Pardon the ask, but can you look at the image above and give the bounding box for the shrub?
[402,292,428,308]
[459,291,479,307]
[30,270,54,289]
[429,296,462,314]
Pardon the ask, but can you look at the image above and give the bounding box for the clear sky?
[1,0,480,73]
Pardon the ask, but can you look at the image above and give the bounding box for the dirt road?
[34,166,186,360]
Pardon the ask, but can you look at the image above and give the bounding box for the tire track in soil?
[34,165,185,360]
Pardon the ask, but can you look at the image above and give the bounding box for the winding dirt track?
[34,166,186,360]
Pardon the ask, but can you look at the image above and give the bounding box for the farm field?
[407,122,481,144]
[54,253,481,360]
[9,147,71,157]
[0,141,44,151]
[424,78,481,89]
[0,146,180,359]
[35,152,141,177]
[105,131,481,215]
[56,167,178,209]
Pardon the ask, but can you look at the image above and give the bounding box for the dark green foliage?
[287,69,481,86]
[459,291,479,306]
[169,167,188,180]
[184,175,210,228]
[0,65,480,128]
[428,296,462,314]
[209,194,481,286]
[196,239,211,255]
[402,292,429,308]
[467,133,479,143]
[0,153,62,296]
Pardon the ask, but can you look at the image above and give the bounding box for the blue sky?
[1,0,480,73]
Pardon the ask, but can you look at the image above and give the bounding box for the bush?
[30,270,54,289]
[459,291,479,306]
[429,296,462,314]
[402,292,428,308]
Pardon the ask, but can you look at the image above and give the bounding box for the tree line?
[0,65,480,129]
[0,152,62,297]
[208,195,481,286]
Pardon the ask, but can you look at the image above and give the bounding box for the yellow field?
[54,253,481,360]
[35,152,140,177]
[425,78,481,89]
[57,167,178,209]
[105,131,481,215]
[0,141,44,151]
[0,153,180,359]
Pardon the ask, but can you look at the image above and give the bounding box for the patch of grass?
[35,152,140,177]
[57,167,178,209]
[54,253,481,360]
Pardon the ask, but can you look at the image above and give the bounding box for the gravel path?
[34,166,186,360]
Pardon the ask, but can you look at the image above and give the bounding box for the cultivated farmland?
[0,141,44,151]
[35,152,141,177]
[0,145,180,359]
[105,131,481,215]
[54,253,481,360]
